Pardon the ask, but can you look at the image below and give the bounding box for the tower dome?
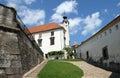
[62,15,69,24]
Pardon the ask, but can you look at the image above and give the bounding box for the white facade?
[29,16,70,59]
[76,15,120,72]
[32,28,65,57]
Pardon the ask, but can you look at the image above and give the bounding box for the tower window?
[51,31,54,36]
[64,37,66,46]
[50,37,55,45]
[102,46,109,60]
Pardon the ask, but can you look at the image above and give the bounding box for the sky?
[0,0,120,46]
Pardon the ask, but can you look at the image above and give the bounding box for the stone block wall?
[18,30,44,74]
[0,4,44,78]
[0,30,22,78]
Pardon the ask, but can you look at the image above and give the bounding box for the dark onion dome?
[62,16,69,24]
[63,16,67,19]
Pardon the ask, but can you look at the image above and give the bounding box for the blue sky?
[0,0,120,46]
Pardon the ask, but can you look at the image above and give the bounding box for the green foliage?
[38,60,83,78]
[48,51,64,56]
[58,58,83,61]
[64,47,74,58]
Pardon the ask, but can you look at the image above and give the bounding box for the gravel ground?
[70,61,120,78]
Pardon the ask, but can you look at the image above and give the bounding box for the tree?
[64,47,74,59]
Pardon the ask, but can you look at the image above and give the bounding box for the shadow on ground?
[109,72,120,78]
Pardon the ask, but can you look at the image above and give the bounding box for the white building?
[76,15,120,72]
[28,16,70,59]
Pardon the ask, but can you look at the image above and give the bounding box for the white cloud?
[50,0,81,35]
[6,0,21,8]
[6,0,45,26]
[67,12,102,35]
[19,7,45,26]
[50,1,102,36]
[54,0,78,14]
[70,30,78,35]
[51,13,63,23]
[51,0,78,23]
[24,0,36,5]
[69,18,82,35]
[81,12,102,36]
[117,2,120,7]
[7,2,17,8]
[69,18,81,29]
[6,0,36,6]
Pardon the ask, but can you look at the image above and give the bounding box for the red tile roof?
[28,22,64,34]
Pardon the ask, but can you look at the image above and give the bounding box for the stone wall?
[18,30,44,74]
[0,4,44,78]
[0,30,22,78]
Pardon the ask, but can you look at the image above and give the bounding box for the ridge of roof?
[28,22,64,33]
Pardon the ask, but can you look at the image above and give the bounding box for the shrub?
[48,51,64,56]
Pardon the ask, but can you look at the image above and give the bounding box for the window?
[45,54,48,58]
[102,46,109,60]
[109,29,112,33]
[116,24,119,30]
[86,51,89,59]
[64,37,66,46]
[104,32,107,36]
[64,37,66,40]
[51,31,54,36]
[50,37,55,45]
[38,39,42,47]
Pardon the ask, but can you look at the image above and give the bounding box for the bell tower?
[62,15,70,47]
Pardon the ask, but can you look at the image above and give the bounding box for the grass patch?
[58,58,83,61]
[38,60,83,78]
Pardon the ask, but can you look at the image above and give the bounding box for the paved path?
[22,60,120,78]
[70,61,120,78]
[23,60,48,78]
